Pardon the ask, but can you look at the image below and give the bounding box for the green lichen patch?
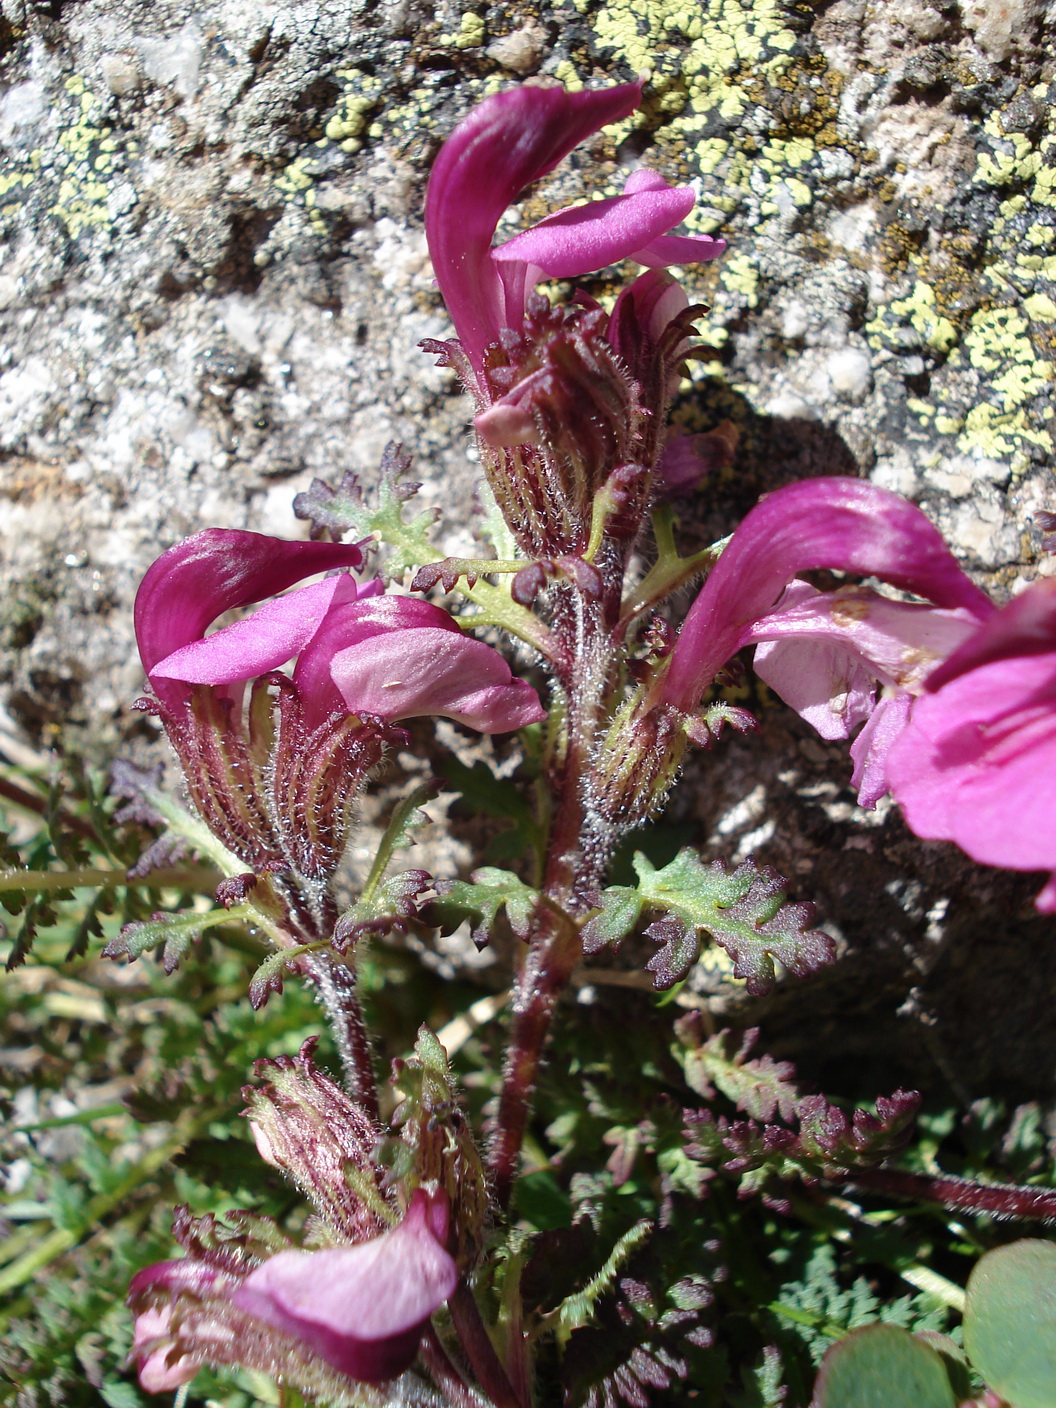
[1,77,140,241]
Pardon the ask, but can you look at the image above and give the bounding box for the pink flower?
[658,479,994,803]
[232,1191,457,1383]
[129,1192,457,1392]
[137,529,544,733]
[425,83,725,379]
[886,579,1056,912]
[748,581,984,806]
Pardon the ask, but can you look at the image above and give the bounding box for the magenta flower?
[425,82,725,379]
[232,1191,457,1382]
[138,529,544,733]
[658,479,995,802]
[129,1191,457,1393]
[886,578,1056,912]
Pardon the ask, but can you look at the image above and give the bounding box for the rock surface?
[1,0,1054,1091]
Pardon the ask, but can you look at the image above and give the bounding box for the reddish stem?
[489,591,610,1210]
[302,952,379,1123]
[848,1166,1056,1223]
[448,1280,527,1408]
[419,1326,492,1408]
[490,900,583,1211]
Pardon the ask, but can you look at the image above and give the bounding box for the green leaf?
[589,849,835,994]
[102,903,252,974]
[99,1379,147,1408]
[813,1324,956,1408]
[359,781,435,906]
[293,443,439,576]
[676,1023,799,1121]
[334,869,431,951]
[427,867,539,948]
[556,1219,653,1332]
[964,1239,1056,1408]
[246,946,311,1010]
[579,884,643,953]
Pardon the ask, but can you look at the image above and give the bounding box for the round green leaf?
[914,1331,972,1402]
[813,1323,956,1408]
[964,1238,1056,1408]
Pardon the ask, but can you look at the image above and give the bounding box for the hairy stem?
[0,864,221,893]
[448,1280,526,1408]
[848,1166,1056,1223]
[302,952,379,1123]
[420,1326,493,1408]
[489,590,612,1209]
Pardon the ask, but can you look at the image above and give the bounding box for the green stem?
[462,580,558,660]
[767,1300,851,1341]
[360,781,435,906]
[0,865,220,894]
[14,1102,127,1133]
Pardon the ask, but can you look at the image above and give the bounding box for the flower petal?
[425,82,642,370]
[135,530,365,709]
[754,635,876,741]
[748,583,981,694]
[293,595,463,728]
[924,577,1056,690]
[887,654,1056,873]
[662,478,994,712]
[231,1191,458,1384]
[328,626,545,731]
[630,232,727,266]
[849,690,913,809]
[151,576,360,687]
[132,1306,201,1393]
[492,184,697,279]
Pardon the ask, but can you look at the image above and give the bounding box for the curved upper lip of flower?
[137,529,546,734]
[660,477,996,713]
[424,82,726,379]
[135,528,367,712]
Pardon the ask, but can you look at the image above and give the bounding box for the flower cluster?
[136,528,542,906]
[424,81,724,560]
[121,72,1056,1408]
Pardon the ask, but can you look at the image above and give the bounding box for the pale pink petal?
[293,595,462,728]
[133,1306,201,1393]
[129,1260,225,1393]
[754,635,876,740]
[747,583,981,693]
[231,1191,458,1383]
[474,399,541,449]
[849,691,913,809]
[328,626,545,731]
[1034,873,1056,913]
